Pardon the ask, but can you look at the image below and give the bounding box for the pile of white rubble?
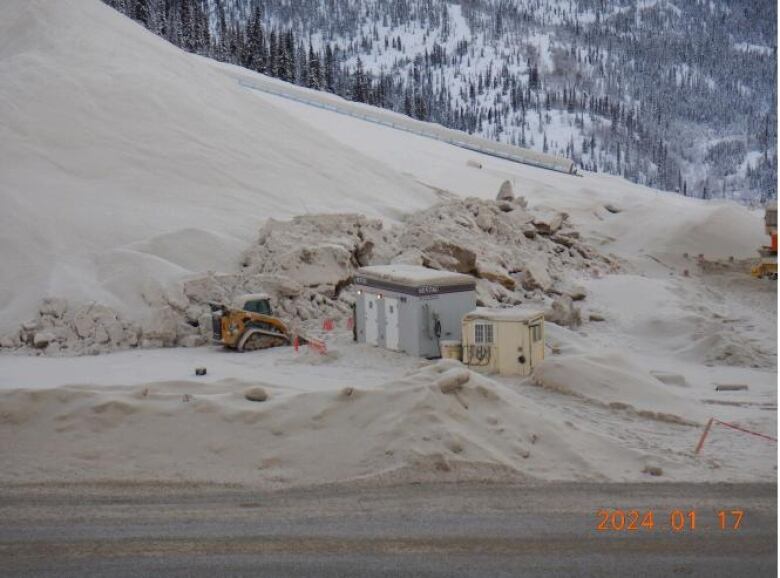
[1,184,619,355]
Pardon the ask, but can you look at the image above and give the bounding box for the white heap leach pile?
[1,194,619,355]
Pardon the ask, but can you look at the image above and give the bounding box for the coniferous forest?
[104,0,777,202]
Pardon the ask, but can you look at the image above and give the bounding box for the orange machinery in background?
[752,201,777,280]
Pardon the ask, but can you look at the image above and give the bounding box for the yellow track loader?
[210,294,304,352]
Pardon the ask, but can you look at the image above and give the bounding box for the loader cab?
[234,294,272,316]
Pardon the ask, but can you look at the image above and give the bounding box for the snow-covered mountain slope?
[0,0,437,330]
[0,0,766,334]
[124,0,776,202]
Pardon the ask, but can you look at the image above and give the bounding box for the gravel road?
[0,481,775,577]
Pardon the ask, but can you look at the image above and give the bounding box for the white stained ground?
[0,0,776,486]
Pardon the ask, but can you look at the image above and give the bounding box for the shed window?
[530,324,542,343]
[475,323,494,344]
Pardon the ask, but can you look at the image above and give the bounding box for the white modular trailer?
[353,265,477,358]
[462,308,545,376]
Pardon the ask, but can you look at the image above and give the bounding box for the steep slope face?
[0,0,434,330]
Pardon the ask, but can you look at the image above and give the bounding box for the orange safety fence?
[694,417,777,455]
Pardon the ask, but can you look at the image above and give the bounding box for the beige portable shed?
[461,308,544,376]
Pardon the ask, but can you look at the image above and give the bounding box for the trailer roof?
[355,265,476,288]
[464,307,544,322]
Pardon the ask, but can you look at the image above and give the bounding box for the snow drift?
[0,0,435,332]
[0,359,663,485]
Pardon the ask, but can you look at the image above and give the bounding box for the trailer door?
[384,297,400,351]
[365,294,379,346]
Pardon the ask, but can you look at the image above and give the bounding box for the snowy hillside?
[0,0,437,332]
[0,0,768,336]
[107,0,777,203]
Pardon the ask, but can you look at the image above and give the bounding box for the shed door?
[529,322,544,367]
[384,298,400,351]
[365,294,379,346]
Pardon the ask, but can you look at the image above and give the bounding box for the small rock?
[496,180,514,201]
[39,298,68,318]
[604,203,622,214]
[195,367,207,376]
[245,387,269,402]
[437,369,471,394]
[651,372,688,387]
[184,305,204,325]
[551,233,576,248]
[547,296,582,327]
[477,262,516,290]
[179,334,206,348]
[198,312,215,338]
[94,324,110,344]
[642,465,663,477]
[497,201,514,213]
[106,320,126,344]
[421,239,476,274]
[714,384,748,392]
[475,211,495,232]
[566,286,587,301]
[522,260,553,292]
[73,312,95,339]
[588,313,605,322]
[21,319,41,332]
[141,306,179,347]
[533,212,564,235]
[33,331,56,349]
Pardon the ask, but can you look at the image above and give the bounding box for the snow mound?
[0,0,435,332]
[680,330,774,369]
[0,359,652,485]
[582,274,775,368]
[532,353,705,425]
